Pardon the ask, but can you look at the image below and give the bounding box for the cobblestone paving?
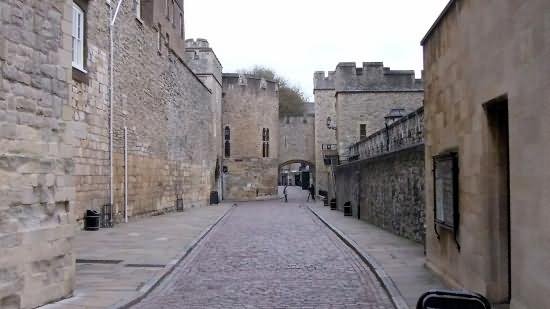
[132,199,393,308]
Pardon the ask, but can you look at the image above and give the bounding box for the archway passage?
[278,159,315,190]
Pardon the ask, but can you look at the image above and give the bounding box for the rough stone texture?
[132,198,393,309]
[279,103,315,166]
[71,0,216,222]
[184,39,224,198]
[422,1,550,308]
[349,107,424,160]
[0,0,76,308]
[111,0,214,217]
[335,146,425,243]
[313,72,337,197]
[70,0,110,222]
[331,62,423,158]
[141,0,186,59]
[222,74,279,201]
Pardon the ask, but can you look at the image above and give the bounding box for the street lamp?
[384,108,405,151]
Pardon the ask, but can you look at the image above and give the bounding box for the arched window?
[262,128,270,158]
[224,126,230,157]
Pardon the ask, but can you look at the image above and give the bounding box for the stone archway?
[278,159,316,189]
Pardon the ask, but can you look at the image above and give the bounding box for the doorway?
[485,96,511,304]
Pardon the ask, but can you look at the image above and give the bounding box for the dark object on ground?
[330,198,337,210]
[416,290,491,309]
[84,210,100,231]
[176,198,184,212]
[102,203,113,228]
[318,190,328,197]
[343,201,352,216]
[210,191,219,205]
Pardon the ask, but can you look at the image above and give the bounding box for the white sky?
[186,0,449,101]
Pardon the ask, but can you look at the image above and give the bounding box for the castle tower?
[185,39,224,198]
[313,71,337,197]
[221,74,280,201]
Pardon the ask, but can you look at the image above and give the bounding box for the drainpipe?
[109,0,125,221]
[124,126,128,223]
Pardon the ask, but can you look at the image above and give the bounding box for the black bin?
[85,210,100,231]
[344,201,352,216]
[323,197,329,206]
[330,198,337,210]
[210,191,219,205]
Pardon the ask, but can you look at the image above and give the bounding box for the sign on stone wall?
[433,153,458,229]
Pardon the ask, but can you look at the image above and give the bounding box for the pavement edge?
[307,205,409,309]
[109,205,236,309]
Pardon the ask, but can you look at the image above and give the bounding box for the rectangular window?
[72,3,85,71]
[433,152,459,229]
[157,24,162,53]
[172,0,176,27]
[359,123,367,140]
[180,13,184,38]
[134,0,141,19]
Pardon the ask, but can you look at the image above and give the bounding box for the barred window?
[224,126,231,158]
[262,128,270,158]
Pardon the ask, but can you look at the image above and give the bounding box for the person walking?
[307,184,315,202]
[283,184,288,203]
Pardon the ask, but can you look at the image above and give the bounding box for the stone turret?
[314,71,336,91]
[184,38,223,85]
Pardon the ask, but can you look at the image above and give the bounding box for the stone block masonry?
[0,0,76,308]
[334,109,426,243]
[222,74,279,201]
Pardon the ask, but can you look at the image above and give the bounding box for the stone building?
[313,71,337,197]
[1,0,226,307]
[279,103,315,187]
[314,62,423,197]
[335,108,425,243]
[184,38,224,199]
[70,0,215,224]
[1,1,76,308]
[422,1,550,308]
[221,74,280,201]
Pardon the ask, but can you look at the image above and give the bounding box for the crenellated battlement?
[322,61,423,92]
[222,73,279,93]
[184,38,222,83]
[313,71,336,90]
[185,38,210,49]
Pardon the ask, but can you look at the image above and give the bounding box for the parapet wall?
[335,62,423,92]
[184,38,223,85]
[348,107,424,160]
[313,71,336,90]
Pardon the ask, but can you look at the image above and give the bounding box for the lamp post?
[384,108,406,152]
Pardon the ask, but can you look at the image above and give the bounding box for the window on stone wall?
[172,0,176,27]
[360,123,367,140]
[433,152,459,230]
[165,0,169,19]
[262,128,270,158]
[157,24,162,54]
[134,0,141,19]
[166,33,170,48]
[180,13,184,38]
[72,2,85,71]
[224,126,231,157]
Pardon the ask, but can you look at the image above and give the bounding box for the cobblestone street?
[132,187,393,308]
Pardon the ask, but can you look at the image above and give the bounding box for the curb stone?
[109,205,236,309]
[307,205,409,309]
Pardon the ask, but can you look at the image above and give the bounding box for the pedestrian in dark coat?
[307,184,315,202]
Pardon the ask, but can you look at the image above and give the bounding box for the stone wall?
[0,0,76,308]
[335,146,425,243]
[222,74,279,201]
[72,0,215,221]
[111,0,214,217]
[335,108,426,243]
[313,72,337,196]
[71,0,110,223]
[422,1,550,307]
[333,62,423,158]
[184,38,224,197]
[279,103,315,166]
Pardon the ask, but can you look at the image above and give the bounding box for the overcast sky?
[186,0,449,101]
